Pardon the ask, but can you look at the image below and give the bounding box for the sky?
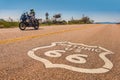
[0,0,120,22]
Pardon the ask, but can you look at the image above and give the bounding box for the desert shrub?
[0,21,19,28]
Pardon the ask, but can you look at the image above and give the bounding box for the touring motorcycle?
[19,15,39,30]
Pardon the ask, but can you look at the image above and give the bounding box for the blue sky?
[0,0,120,22]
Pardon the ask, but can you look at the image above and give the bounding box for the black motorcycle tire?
[19,22,26,30]
[34,20,39,30]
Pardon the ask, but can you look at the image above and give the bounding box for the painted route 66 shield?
[28,41,114,74]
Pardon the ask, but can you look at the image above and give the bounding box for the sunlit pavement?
[0,24,120,80]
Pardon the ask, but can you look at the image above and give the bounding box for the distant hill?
[95,22,118,24]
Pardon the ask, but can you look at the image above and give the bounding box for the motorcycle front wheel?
[19,22,26,30]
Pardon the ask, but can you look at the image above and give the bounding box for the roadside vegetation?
[0,19,19,28]
[68,16,94,24]
[41,13,94,26]
[0,13,94,28]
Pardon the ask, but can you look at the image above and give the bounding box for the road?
[0,24,120,80]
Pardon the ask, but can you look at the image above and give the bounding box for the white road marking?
[45,50,65,57]
[66,54,88,64]
[28,41,114,73]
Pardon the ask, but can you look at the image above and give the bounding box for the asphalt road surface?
[0,24,120,80]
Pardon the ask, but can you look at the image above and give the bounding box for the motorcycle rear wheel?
[34,21,39,30]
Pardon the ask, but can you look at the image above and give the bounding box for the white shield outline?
[28,41,114,73]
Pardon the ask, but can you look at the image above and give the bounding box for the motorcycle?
[19,18,39,30]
